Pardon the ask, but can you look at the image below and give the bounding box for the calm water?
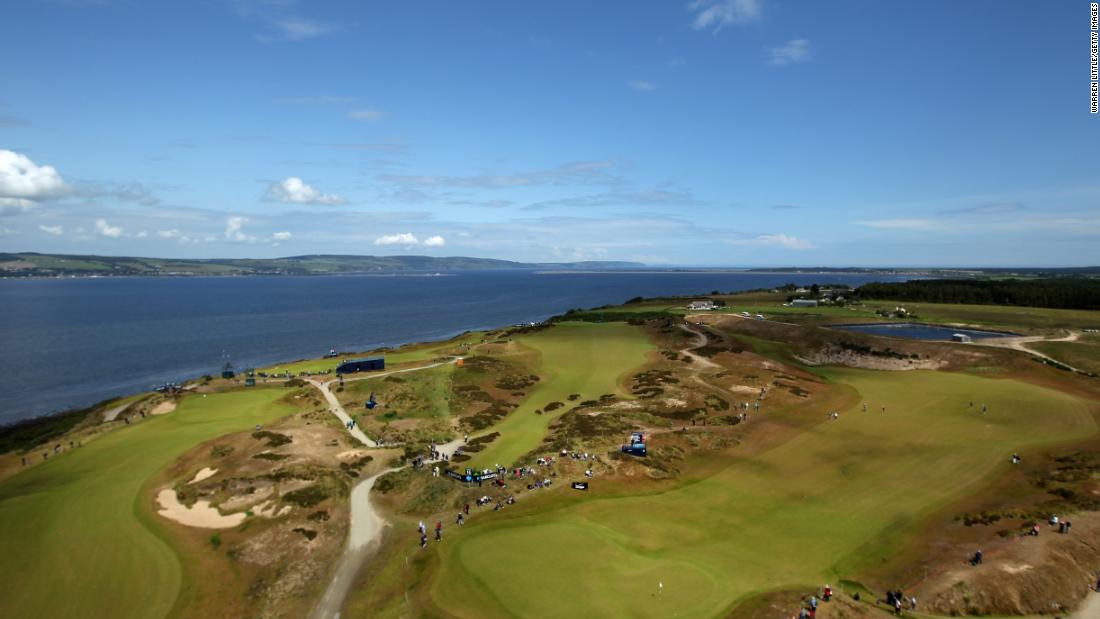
[0,270,905,424]
[830,323,1014,340]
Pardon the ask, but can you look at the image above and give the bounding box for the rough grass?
[431,370,1096,618]
[467,322,653,468]
[1030,334,1100,375]
[0,388,297,619]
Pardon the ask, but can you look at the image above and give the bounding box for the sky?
[1,0,1097,267]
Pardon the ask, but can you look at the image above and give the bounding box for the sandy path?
[1070,591,1100,619]
[972,331,1084,372]
[309,467,402,619]
[307,358,461,449]
[679,323,721,370]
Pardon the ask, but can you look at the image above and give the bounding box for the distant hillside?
[0,252,644,277]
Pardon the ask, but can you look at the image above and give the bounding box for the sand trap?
[728,385,762,394]
[253,500,292,519]
[188,467,217,484]
[337,449,369,460]
[220,487,273,512]
[156,489,246,529]
[151,401,177,416]
[999,563,1033,574]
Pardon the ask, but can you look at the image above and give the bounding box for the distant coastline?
[0,252,644,279]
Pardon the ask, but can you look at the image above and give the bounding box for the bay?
[0,270,904,423]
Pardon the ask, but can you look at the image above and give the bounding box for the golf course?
[2,295,1099,619]
[467,321,653,468]
[0,388,297,618]
[431,370,1096,618]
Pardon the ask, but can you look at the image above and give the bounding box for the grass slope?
[0,388,296,619]
[469,322,653,468]
[432,370,1095,618]
[1030,333,1100,375]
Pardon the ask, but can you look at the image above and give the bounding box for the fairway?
[469,322,653,468]
[0,389,297,619]
[432,370,1096,618]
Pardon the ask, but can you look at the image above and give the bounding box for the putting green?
[468,322,653,468]
[0,389,297,619]
[433,370,1096,618]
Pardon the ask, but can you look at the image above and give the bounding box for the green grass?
[258,333,478,375]
[1030,333,1100,374]
[468,322,653,468]
[432,370,1095,618]
[612,295,1100,333]
[0,388,297,619]
[342,364,454,419]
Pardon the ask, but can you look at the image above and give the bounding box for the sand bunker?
[253,500,292,519]
[188,467,217,484]
[1000,563,1033,574]
[151,401,177,416]
[156,489,246,529]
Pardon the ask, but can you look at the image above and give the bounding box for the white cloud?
[627,80,656,92]
[38,224,63,236]
[728,233,815,249]
[225,216,254,242]
[134,230,148,238]
[854,218,936,230]
[423,235,445,247]
[272,231,292,241]
[688,0,762,31]
[770,39,811,65]
[347,108,383,122]
[272,17,332,40]
[158,229,180,239]
[266,176,347,205]
[94,218,123,238]
[0,149,67,200]
[374,232,419,246]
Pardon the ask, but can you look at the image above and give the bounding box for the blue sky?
[1,0,1097,266]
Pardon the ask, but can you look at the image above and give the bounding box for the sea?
[0,270,907,424]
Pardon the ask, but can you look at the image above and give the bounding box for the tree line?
[856,279,1100,310]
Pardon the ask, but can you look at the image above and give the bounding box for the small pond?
[829,323,1016,341]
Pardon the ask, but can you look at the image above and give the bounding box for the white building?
[790,299,818,308]
[687,300,717,311]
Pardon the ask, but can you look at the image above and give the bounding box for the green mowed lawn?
[0,388,297,619]
[433,370,1096,618]
[468,322,653,468]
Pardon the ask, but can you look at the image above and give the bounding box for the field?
[431,370,1095,618]
[1030,333,1100,375]
[258,332,480,375]
[618,293,1100,333]
[0,388,297,619]
[468,322,653,468]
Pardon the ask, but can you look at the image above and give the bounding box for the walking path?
[679,323,720,370]
[309,467,401,619]
[306,358,460,448]
[972,331,1084,372]
[1070,590,1100,619]
[305,357,465,617]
